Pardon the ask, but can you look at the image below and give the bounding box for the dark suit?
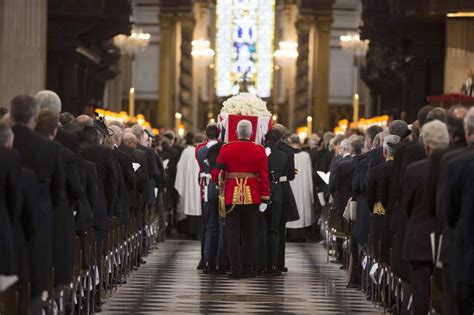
[365,146,384,184]
[54,146,81,285]
[402,158,434,315]
[441,146,474,314]
[277,142,297,270]
[114,147,137,229]
[12,125,64,295]
[137,144,160,205]
[366,160,394,263]
[390,141,426,282]
[82,144,117,254]
[0,148,22,275]
[75,159,98,232]
[352,154,370,246]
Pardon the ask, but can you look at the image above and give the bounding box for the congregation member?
[286,134,314,240]
[212,120,270,279]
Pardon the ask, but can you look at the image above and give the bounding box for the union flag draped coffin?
[217,113,272,145]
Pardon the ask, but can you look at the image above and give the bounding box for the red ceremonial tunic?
[211,140,270,205]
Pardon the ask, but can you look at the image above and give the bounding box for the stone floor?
[102,240,381,314]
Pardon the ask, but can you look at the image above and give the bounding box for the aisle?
[102,240,380,314]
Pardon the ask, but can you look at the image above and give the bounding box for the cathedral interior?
[2,0,474,132]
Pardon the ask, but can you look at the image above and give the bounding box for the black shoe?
[339,265,347,270]
[268,266,281,276]
[330,259,343,264]
[203,262,215,274]
[94,304,102,313]
[214,266,227,275]
[346,282,359,289]
[243,271,256,279]
[197,260,203,270]
[280,267,288,272]
[256,268,266,276]
[140,258,147,264]
[228,273,242,280]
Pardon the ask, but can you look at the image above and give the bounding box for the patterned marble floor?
[102,240,381,314]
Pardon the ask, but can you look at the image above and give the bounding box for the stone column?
[311,16,332,132]
[157,13,177,128]
[178,13,195,130]
[0,0,47,106]
[294,15,314,130]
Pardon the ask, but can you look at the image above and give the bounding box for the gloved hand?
[259,203,268,213]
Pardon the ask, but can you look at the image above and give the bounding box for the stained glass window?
[216,0,275,98]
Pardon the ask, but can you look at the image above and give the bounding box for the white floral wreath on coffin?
[220,92,271,117]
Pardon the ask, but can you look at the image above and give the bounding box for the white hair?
[35,90,62,114]
[109,125,123,145]
[237,119,252,139]
[464,106,474,133]
[421,120,449,151]
[340,139,352,152]
[383,134,401,156]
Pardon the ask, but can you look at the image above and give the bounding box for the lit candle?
[175,112,182,132]
[129,87,135,118]
[353,93,359,123]
[307,115,313,135]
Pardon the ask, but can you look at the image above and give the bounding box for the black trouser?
[349,237,361,285]
[225,204,257,275]
[257,202,282,270]
[203,199,219,268]
[410,261,432,315]
[442,263,458,315]
[456,282,474,315]
[278,201,289,270]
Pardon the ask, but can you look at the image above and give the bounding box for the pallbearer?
[212,120,270,279]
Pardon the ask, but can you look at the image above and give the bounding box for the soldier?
[256,129,287,275]
[212,120,270,279]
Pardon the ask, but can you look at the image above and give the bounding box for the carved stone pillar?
[158,13,177,128]
[294,15,314,129]
[312,15,332,132]
[0,0,47,106]
[178,14,195,129]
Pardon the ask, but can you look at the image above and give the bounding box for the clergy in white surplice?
[175,145,202,220]
[286,136,314,233]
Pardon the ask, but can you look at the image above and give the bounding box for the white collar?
[207,140,218,148]
[343,153,350,158]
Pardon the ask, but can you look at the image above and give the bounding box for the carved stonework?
[178,15,195,127]
[294,16,312,128]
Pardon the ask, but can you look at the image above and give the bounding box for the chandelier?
[339,33,369,56]
[113,28,151,55]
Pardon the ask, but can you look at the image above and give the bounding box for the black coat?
[365,146,384,184]
[12,125,64,287]
[351,154,370,245]
[277,142,299,222]
[330,155,354,215]
[402,159,435,262]
[82,144,117,230]
[54,146,80,285]
[267,146,287,204]
[119,144,147,215]
[0,148,22,275]
[114,147,137,217]
[75,159,98,232]
[366,160,394,262]
[436,143,470,265]
[440,146,474,285]
[137,144,160,204]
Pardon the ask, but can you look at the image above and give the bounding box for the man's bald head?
[76,115,94,126]
[123,132,138,148]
